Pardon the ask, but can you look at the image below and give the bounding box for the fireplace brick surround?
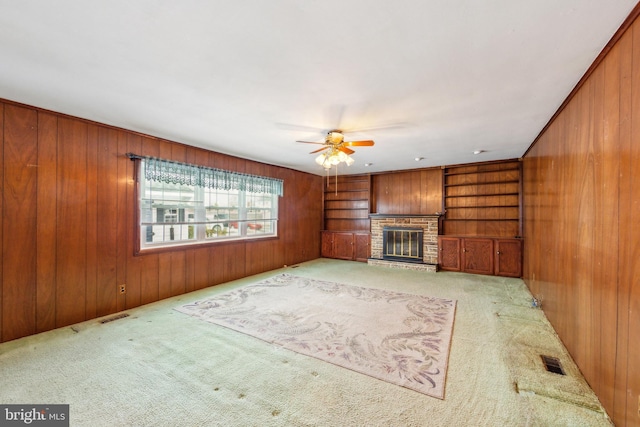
[368,214,441,272]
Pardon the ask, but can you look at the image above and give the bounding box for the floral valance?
[128,154,283,196]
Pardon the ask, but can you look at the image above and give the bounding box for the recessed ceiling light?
[364,163,373,167]
[414,157,424,161]
[473,150,485,155]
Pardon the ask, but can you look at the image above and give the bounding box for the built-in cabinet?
[493,238,523,277]
[438,159,523,277]
[320,161,523,274]
[438,236,522,277]
[321,231,370,262]
[322,174,371,261]
[438,237,461,271]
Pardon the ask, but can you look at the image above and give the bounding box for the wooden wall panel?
[0,103,4,338]
[208,246,225,287]
[85,124,98,320]
[614,25,634,426]
[169,252,186,298]
[290,168,321,260]
[523,13,640,427]
[192,248,210,291]
[125,133,143,309]
[95,127,119,317]
[372,168,442,215]
[621,19,640,426]
[55,118,88,327]
[115,131,129,313]
[278,169,294,264]
[0,98,323,344]
[2,105,38,341]
[36,113,57,332]
[222,244,244,283]
[595,50,620,411]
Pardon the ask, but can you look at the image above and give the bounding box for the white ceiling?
[0,1,637,176]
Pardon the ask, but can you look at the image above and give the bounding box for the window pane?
[139,160,279,250]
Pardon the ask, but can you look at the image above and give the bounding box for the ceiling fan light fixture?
[316,149,355,169]
[327,131,344,144]
[302,130,371,174]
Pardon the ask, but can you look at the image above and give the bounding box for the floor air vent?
[100,313,130,324]
[541,355,565,375]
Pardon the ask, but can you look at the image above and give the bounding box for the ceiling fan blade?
[296,140,325,145]
[341,122,410,133]
[327,104,346,130]
[344,140,375,147]
[310,146,329,154]
[277,123,326,134]
[339,146,355,155]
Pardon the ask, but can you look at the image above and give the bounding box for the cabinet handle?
[496,251,500,255]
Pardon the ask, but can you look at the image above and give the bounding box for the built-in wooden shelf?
[445,205,520,209]
[444,167,520,176]
[444,192,520,198]
[323,175,372,233]
[442,160,522,237]
[444,218,519,222]
[444,180,519,187]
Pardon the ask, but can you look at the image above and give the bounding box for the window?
[133,156,283,251]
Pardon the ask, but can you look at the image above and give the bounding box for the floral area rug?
[175,273,457,399]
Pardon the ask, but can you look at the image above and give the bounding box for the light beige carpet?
[0,259,614,426]
[175,273,456,399]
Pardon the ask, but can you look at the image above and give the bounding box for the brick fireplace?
[368,214,441,272]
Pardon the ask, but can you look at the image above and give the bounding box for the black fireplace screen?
[383,227,423,261]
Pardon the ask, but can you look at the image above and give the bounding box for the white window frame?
[134,157,281,252]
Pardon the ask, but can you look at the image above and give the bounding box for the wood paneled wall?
[371,168,443,215]
[523,12,640,427]
[0,100,323,343]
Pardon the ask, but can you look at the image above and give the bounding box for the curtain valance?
[128,154,283,196]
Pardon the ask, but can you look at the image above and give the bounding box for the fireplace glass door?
[383,227,423,262]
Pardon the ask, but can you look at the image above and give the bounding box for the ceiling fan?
[297,129,374,169]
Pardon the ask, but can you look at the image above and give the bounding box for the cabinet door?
[354,233,370,262]
[462,238,494,275]
[321,231,334,258]
[438,237,461,271]
[333,232,355,260]
[495,239,522,277]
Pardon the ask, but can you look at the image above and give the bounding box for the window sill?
[135,234,279,256]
